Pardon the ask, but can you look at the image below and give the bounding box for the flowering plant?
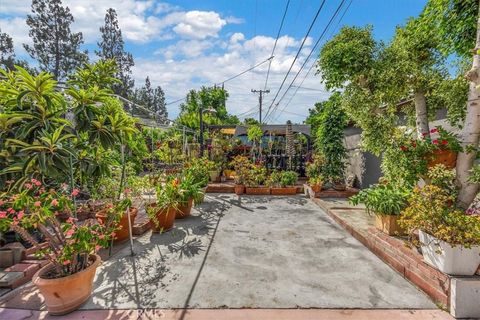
[399,185,480,248]
[183,158,210,187]
[399,127,462,154]
[0,180,114,278]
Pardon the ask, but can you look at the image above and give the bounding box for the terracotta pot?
[176,198,193,219]
[234,184,245,195]
[310,184,322,193]
[271,187,297,195]
[375,215,405,236]
[95,207,138,242]
[33,254,101,315]
[245,187,271,195]
[149,204,176,233]
[427,149,457,169]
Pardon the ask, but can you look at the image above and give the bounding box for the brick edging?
[312,198,450,308]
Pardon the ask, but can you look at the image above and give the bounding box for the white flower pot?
[419,230,480,276]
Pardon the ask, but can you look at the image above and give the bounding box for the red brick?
[405,268,449,306]
[20,259,49,269]
[5,263,39,280]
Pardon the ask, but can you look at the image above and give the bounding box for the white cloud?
[172,11,226,39]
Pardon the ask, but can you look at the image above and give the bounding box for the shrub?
[280,171,298,187]
[350,184,409,216]
[399,185,480,248]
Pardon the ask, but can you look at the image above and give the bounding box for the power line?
[266,0,349,123]
[164,56,273,106]
[264,0,291,90]
[263,0,327,120]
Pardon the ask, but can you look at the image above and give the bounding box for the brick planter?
[305,184,359,198]
[271,187,297,195]
[245,187,271,195]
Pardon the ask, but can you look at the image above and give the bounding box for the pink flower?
[61,183,68,191]
[7,207,15,214]
[63,260,71,266]
[0,200,5,206]
[432,139,439,145]
[124,188,131,194]
[65,229,75,237]
[0,211,6,219]
[31,179,41,187]
[95,245,101,252]
[111,232,116,238]
[25,183,33,190]
[34,201,41,207]
[51,199,59,206]
[66,217,76,224]
[71,189,80,197]
[98,234,105,240]
[17,211,24,219]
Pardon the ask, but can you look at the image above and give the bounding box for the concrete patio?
[0,194,443,315]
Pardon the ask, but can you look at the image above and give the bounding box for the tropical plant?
[179,172,204,204]
[399,185,480,248]
[230,155,252,185]
[247,124,263,143]
[350,184,410,216]
[148,176,184,228]
[245,165,267,187]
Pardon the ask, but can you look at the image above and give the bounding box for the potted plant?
[399,185,480,275]
[245,165,270,195]
[350,184,409,235]
[309,176,324,193]
[230,155,251,195]
[332,176,347,191]
[147,176,183,233]
[270,171,298,195]
[176,173,203,219]
[0,181,113,315]
[95,199,137,243]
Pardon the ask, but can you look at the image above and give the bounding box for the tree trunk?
[456,3,480,209]
[414,90,430,138]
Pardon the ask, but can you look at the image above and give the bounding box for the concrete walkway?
[1,194,440,313]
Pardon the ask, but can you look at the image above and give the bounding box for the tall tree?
[424,0,480,208]
[96,8,134,98]
[153,85,168,123]
[24,0,87,80]
[0,28,15,70]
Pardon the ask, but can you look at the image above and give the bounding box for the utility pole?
[251,89,269,123]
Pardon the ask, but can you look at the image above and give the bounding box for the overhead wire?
[266,0,350,123]
[263,0,291,91]
[263,0,327,122]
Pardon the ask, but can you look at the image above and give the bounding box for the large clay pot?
[33,254,101,315]
[176,198,193,219]
[427,149,457,169]
[234,184,245,195]
[271,187,297,195]
[149,204,175,233]
[96,207,138,242]
[375,214,405,236]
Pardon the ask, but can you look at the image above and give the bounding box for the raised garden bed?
[304,184,359,198]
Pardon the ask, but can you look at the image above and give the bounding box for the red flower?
[0,211,6,219]
[71,188,80,197]
[441,140,448,145]
[17,211,24,219]
[432,139,439,145]
[430,128,438,134]
[63,260,71,266]
[411,141,416,147]
[65,229,75,237]
[400,146,407,151]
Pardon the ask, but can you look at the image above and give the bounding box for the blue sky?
[0,0,426,123]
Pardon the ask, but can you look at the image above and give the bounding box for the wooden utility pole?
[251,89,270,123]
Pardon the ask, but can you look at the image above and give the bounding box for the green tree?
[312,92,348,183]
[243,117,260,126]
[177,86,239,130]
[24,0,87,80]
[423,0,480,208]
[96,8,134,98]
[0,28,15,70]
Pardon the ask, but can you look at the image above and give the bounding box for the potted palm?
[0,180,113,315]
[400,185,480,275]
[147,176,183,233]
[176,173,203,219]
[350,184,409,235]
[270,171,298,195]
